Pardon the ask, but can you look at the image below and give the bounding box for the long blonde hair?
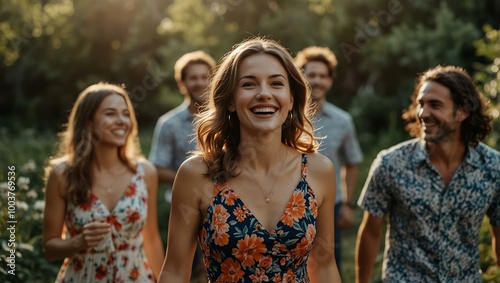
[45,83,141,205]
[195,37,318,183]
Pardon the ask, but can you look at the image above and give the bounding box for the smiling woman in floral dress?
[159,38,342,283]
[43,83,164,282]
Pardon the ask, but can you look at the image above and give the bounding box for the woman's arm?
[141,160,165,278]
[307,153,342,283]
[43,166,110,261]
[158,157,206,283]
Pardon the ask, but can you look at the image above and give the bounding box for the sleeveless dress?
[199,154,318,283]
[55,163,155,283]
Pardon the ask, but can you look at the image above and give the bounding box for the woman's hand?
[80,220,111,249]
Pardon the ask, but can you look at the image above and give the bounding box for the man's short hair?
[294,46,338,78]
[174,50,216,82]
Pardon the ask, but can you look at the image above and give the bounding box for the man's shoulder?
[322,102,353,121]
[377,139,420,162]
[474,143,500,169]
[156,104,191,126]
[475,142,500,157]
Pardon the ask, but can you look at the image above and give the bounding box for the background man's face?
[182,63,211,106]
[303,61,333,102]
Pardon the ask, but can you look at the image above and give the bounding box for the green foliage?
[480,218,500,282]
[0,129,60,282]
[368,3,479,70]
[474,25,500,149]
[349,84,408,159]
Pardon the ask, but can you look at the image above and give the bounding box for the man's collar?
[411,139,482,168]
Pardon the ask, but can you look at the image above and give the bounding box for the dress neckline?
[218,180,308,233]
[91,163,142,214]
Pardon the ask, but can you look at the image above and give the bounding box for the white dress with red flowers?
[55,163,155,283]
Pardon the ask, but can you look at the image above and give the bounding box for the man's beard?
[422,118,460,144]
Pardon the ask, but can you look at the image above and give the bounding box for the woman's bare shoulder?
[172,156,212,204]
[137,157,157,175]
[175,156,211,187]
[306,152,335,175]
[303,152,335,203]
[179,155,209,173]
[45,158,69,195]
[46,157,70,180]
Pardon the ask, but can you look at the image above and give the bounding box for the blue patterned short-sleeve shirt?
[358,139,500,283]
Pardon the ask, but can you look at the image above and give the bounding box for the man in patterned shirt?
[149,50,216,283]
[355,65,500,282]
[295,46,364,275]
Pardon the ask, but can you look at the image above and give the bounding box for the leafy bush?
[0,129,60,282]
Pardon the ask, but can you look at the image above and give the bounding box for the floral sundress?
[55,163,155,283]
[199,154,318,283]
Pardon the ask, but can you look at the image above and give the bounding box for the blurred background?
[0,0,499,282]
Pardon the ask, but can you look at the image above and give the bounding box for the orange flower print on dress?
[199,155,316,282]
[124,182,136,198]
[271,242,288,256]
[305,224,315,243]
[233,206,247,222]
[232,234,266,267]
[280,191,306,227]
[290,237,312,259]
[283,269,297,282]
[212,204,230,246]
[199,227,209,254]
[280,257,287,266]
[221,188,238,206]
[258,255,273,268]
[250,268,269,282]
[307,190,318,217]
[220,258,245,282]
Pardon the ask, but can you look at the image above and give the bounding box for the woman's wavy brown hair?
[402,65,492,147]
[45,83,141,205]
[195,37,318,183]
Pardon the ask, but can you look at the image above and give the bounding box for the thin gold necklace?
[247,148,288,203]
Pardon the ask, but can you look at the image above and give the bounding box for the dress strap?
[136,161,144,176]
[301,154,307,180]
[213,181,226,197]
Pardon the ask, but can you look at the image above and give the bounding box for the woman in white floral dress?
[43,83,164,282]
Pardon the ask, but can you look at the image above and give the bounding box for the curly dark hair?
[402,65,492,147]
